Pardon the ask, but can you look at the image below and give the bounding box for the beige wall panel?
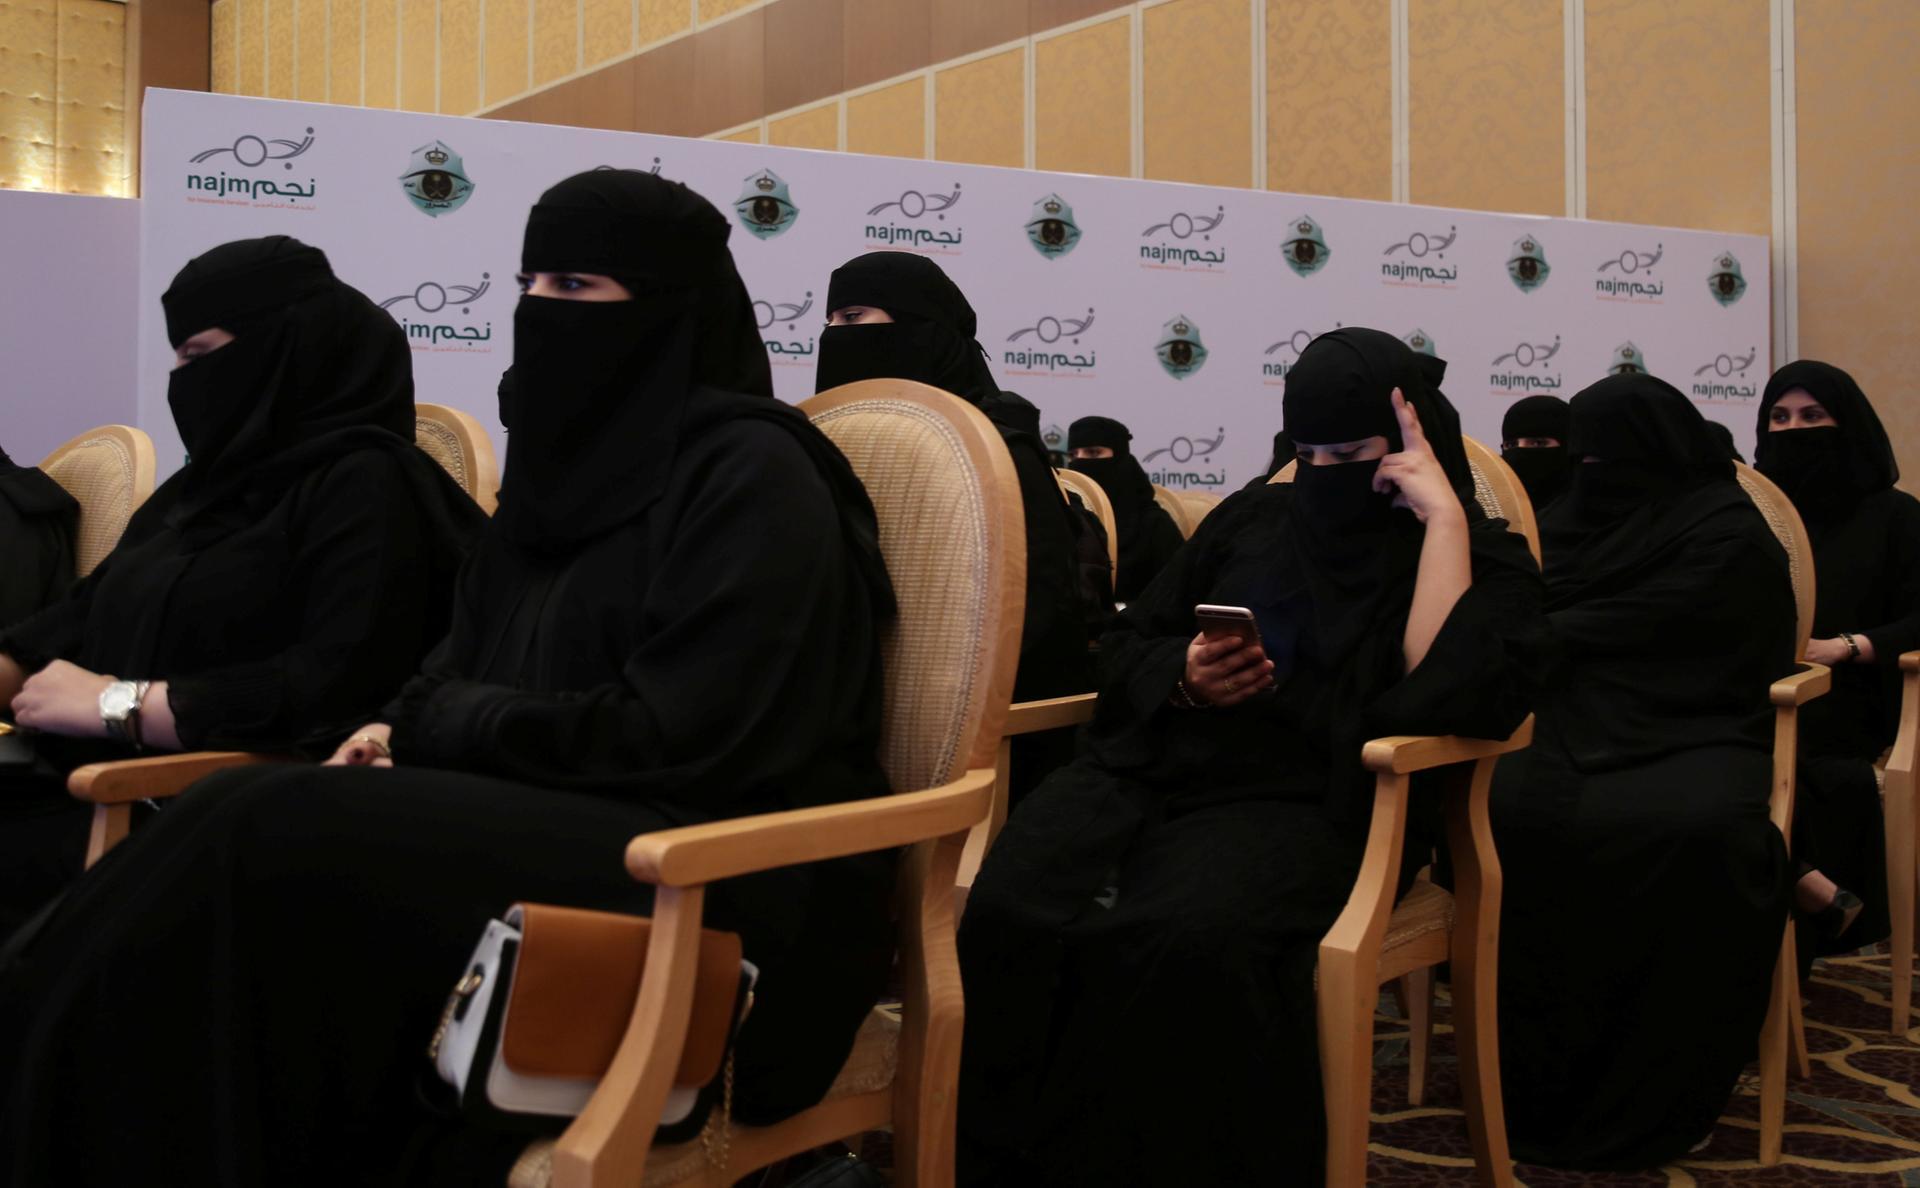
[845,76,922,159]
[328,0,360,102]
[639,0,690,45]
[1034,15,1128,178]
[1796,0,1920,485]
[1266,0,1389,199]
[533,0,577,85]
[266,0,293,97]
[632,33,695,133]
[54,0,123,195]
[211,0,236,92]
[933,45,1021,167]
[238,0,265,93]
[769,102,836,149]
[1585,0,1769,234]
[1408,0,1560,214]
[439,0,478,112]
[480,0,525,106]
[698,0,754,20]
[931,0,1024,61]
[568,53,635,127]
[582,0,629,64]
[844,0,928,90]
[690,7,761,134]
[1143,0,1250,187]
[0,0,58,189]
[715,123,762,143]
[400,0,435,110]
[365,0,399,106]
[295,0,326,99]
[764,0,841,114]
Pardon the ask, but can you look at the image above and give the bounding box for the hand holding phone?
[1185,605,1274,707]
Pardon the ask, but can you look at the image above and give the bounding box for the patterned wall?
[0,0,126,195]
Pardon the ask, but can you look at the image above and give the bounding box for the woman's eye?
[1334,448,1360,461]
[515,274,533,293]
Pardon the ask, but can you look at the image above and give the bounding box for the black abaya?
[1494,374,1796,1170]
[1066,416,1185,603]
[958,329,1540,1185]
[0,450,76,627]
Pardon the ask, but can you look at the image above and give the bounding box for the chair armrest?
[1004,693,1096,736]
[1361,718,1535,776]
[1772,663,1831,707]
[1902,651,1920,674]
[626,768,995,887]
[68,751,280,804]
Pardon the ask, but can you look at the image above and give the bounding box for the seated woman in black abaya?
[1756,361,1920,953]
[1066,415,1185,602]
[1494,373,1796,1170]
[956,328,1539,1185]
[0,444,77,627]
[0,237,481,940]
[0,172,898,1188]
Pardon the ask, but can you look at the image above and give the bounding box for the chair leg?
[1449,930,1514,1187]
[1758,925,1793,1166]
[1788,931,1810,1079]
[956,736,1013,888]
[1403,970,1433,1106]
[1887,769,1915,1035]
[1318,953,1377,1188]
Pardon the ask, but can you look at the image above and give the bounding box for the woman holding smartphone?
[957,327,1541,1185]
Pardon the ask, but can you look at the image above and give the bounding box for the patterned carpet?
[1370,952,1920,1185]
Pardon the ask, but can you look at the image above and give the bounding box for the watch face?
[100,682,137,718]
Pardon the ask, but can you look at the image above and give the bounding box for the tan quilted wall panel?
[639,0,689,45]
[1409,0,1562,215]
[295,0,326,99]
[1035,14,1129,178]
[365,0,399,106]
[533,0,577,86]
[481,0,526,106]
[769,102,836,149]
[399,0,435,111]
[582,0,629,65]
[1143,0,1249,187]
[211,0,236,92]
[1265,0,1389,199]
[266,0,293,97]
[0,0,59,190]
[1585,0,1769,234]
[54,0,123,196]
[846,76,923,159]
[933,46,1022,168]
[329,0,360,102]
[238,0,265,93]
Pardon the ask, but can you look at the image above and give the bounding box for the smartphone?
[1195,604,1260,648]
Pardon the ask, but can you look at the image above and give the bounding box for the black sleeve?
[163,453,445,751]
[1863,496,1920,662]
[0,562,101,673]
[1004,435,1094,700]
[392,426,879,806]
[1365,524,1543,740]
[0,475,77,628]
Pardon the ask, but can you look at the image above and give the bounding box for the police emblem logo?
[1508,234,1551,293]
[1707,250,1748,307]
[734,168,799,240]
[1609,341,1647,375]
[1156,314,1208,379]
[399,140,475,217]
[1025,193,1082,259]
[1282,215,1330,277]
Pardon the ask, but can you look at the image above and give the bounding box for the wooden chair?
[1056,467,1118,575]
[415,401,500,514]
[1885,656,1920,1034]
[66,404,503,865]
[1734,461,1831,1166]
[1176,489,1222,530]
[485,378,1020,1188]
[1151,484,1195,539]
[38,424,157,578]
[1275,437,1537,1185]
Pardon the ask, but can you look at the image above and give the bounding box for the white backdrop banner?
[140,88,1771,483]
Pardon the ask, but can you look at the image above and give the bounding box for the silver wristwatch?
[99,679,150,749]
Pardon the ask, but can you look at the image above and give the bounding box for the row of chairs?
[24,386,1914,1184]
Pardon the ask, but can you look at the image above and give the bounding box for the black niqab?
[813,251,999,403]
[160,236,420,525]
[1067,415,1184,602]
[1755,360,1898,521]
[1501,395,1573,509]
[1541,373,1740,605]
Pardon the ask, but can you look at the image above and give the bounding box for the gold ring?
[352,733,392,759]
[1225,678,1237,693]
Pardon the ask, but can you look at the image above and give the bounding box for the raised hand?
[1372,388,1463,526]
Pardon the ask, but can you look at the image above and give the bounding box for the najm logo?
[399,141,474,217]
[1156,315,1208,380]
[1026,193,1081,259]
[735,169,799,239]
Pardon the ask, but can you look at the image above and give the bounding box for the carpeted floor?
[1369,951,1920,1185]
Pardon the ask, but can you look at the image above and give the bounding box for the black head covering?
[1067,413,1161,545]
[497,169,772,550]
[1271,327,1480,659]
[160,236,418,523]
[500,169,892,614]
[1541,372,1740,604]
[1755,359,1897,520]
[1500,395,1573,509]
[813,252,999,403]
[1704,420,1745,463]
